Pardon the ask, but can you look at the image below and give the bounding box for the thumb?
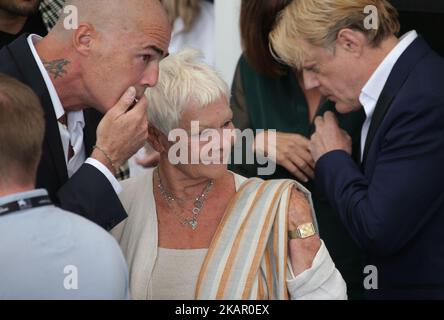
[111,86,137,115]
[324,111,339,125]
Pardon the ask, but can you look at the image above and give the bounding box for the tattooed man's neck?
[43,59,70,79]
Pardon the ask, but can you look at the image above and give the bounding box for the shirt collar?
[359,30,418,118]
[27,34,84,127]
[0,189,48,207]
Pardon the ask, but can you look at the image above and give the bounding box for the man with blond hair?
[270,0,444,299]
[0,0,171,230]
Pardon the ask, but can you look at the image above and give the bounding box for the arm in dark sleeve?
[315,102,444,256]
[57,163,127,231]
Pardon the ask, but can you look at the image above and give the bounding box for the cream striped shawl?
[196,177,317,300]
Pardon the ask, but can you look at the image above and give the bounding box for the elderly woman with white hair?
[112,49,347,300]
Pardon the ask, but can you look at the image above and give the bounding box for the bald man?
[0,0,171,230]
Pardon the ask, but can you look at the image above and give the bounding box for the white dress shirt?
[27,34,121,193]
[359,30,418,160]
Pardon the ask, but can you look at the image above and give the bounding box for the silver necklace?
[156,169,214,230]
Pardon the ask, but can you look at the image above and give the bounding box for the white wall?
[214,0,242,88]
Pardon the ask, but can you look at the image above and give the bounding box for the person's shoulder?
[0,34,30,58]
[55,207,127,264]
[397,51,444,112]
[230,171,249,185]
[237,54,256,75]
[0,35,43,90]
[11,205,124,257]
[55,207,119,243]
[52,208,129,299]
[119,168,154,204]
[0,206,129,300]
[230,171,265,191]
[0,39,22,75]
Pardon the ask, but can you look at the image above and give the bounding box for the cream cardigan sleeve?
[286,240,348,300]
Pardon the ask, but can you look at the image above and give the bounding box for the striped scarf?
[195,177,314,300]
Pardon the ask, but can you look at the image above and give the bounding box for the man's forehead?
[303,58,317,66]
[142,19,171,49]
[127,25,171,55]
[301,42,329,66]
[118,3,171,50]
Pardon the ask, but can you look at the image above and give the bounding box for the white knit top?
[150,248,208,300]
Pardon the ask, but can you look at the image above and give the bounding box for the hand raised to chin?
[92,87,149,175]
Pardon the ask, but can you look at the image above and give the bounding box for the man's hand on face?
[92,87,149,174]
[310,111,352,163]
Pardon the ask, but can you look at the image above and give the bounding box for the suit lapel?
[361,36,432,167]
[6,35,68,184]
[361,92,395,167]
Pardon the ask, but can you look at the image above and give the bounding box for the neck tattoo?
[43,59,70,79]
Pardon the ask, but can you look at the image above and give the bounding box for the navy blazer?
[0,35,127,230]
[316,37,444,299]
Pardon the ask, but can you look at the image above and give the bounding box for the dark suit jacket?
[315,37,444,299]
[0,35,127,230]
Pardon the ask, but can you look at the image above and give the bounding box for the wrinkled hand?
[93,87,149,173]
[310,111,352,163]
[254,131,314,182]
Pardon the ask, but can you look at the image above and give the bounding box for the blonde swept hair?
[161,0,201,33]
[145,48,229,135]
[269,0,400,69]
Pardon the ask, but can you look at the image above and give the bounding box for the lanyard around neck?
[0,195,52,217]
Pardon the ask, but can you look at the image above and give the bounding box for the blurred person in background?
[162,0,214,66]
[0,0,46,48]
[39,0,64,31]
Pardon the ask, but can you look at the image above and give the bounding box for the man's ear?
[336,29,366,57]
[72,23,95,56]
[148,125,166,153]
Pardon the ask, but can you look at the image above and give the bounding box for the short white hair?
[145,49,230,135]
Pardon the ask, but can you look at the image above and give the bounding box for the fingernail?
[126,87,136,100]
